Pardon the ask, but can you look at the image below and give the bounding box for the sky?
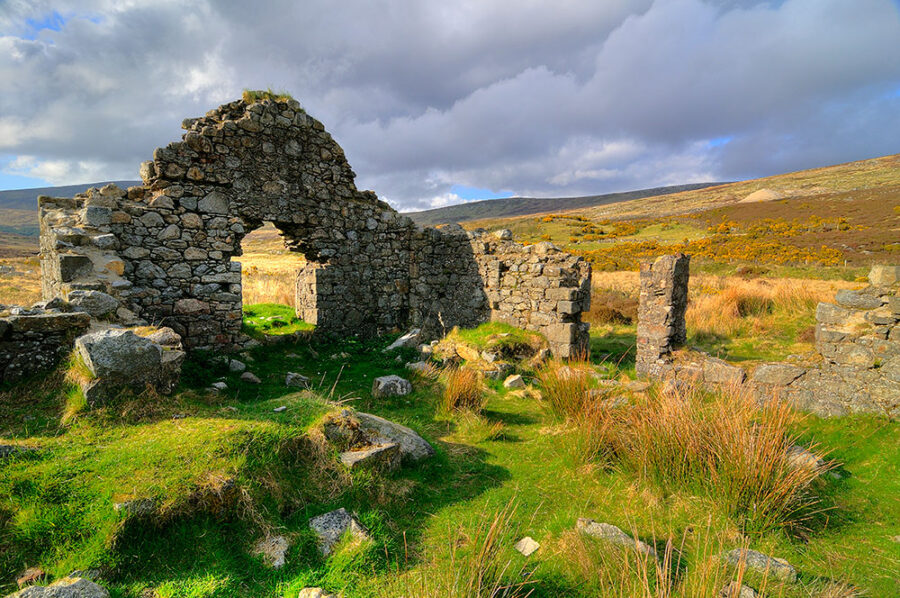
[0,0,898,212]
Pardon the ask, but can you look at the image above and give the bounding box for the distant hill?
[0,181,141,212]
[405,183,725,226]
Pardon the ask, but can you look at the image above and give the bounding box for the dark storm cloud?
[0,0,897,210]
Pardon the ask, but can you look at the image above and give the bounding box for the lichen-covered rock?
[297,589,335,598]
[285,372,310,388]
[308,508,370,556]
[254,535,289,568]
[322,409,435,463]
[702,357,746,386]
[721,548,797,583]
[718,582,758,598]
[7,576,110,598]
[576,518,656,557]
[66,290,119,318]
[503,374,526,389]
[372,375,412,398]
[339,443,401,472]
[384,328,421,352]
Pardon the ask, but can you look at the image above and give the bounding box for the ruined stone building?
[35,96,591,359]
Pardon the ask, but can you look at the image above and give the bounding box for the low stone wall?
[635,257,899,417]
[38,96,590,356]
[0,306,91,381]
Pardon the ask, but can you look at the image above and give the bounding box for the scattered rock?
[384,328,422,352]
[7,576,110,598]
[576,518,656,557]
[285,372,310,388]
[503,374,526,389]
[297,589,335,598]
[211,381,228,391]
[372,375,412,398]
[494,229,513,241]
[113,498,157,518]
[67,291,119,319]
[721,548,797,583]
[786,445,826,472]
[273,406,287,413]
[718,582,758,598]
[405,361,432,374]
[241,372,261,384]
[254,535,290,568]
[339,443,401,472]
[514,536,540,556]
[16,568,45,588]
[308,508,370,556]
[229,359,247,373]
[0,445,37,459]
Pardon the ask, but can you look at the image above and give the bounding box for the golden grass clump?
[536,359,594,419]
[553,378,828,532]
[441,366,486,414]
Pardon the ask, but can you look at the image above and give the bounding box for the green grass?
[449,321,545,354]
[241,89,296,103]
[0,321,897,597]
[242,303,315,338]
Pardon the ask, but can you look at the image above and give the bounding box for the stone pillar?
[636,253,690,376]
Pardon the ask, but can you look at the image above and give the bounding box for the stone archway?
[39,95,593,356]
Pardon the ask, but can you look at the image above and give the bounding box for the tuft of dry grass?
[536,359,594,419]
[441,367,486,414]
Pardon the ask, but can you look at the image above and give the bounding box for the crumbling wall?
[38,96,590,355]
[0,306,91,381]
[635,256,900,417]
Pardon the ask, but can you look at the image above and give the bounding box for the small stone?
[8,576,110,597]
[273,406,287,413]
[406,361,432,374]
[514,536,540,556]
[298,589,335,598]
[503,374,526,389]
[372,375,412,398]
[241,372,261,384]
[211,381,228,391]
[308,508,370,556]
[229,359,247,373]
[254,535,289,568]
[285,372,310,388]
[494,229,513,241]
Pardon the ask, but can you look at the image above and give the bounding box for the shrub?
[441,367,485,413]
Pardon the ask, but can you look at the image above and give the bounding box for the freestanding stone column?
[636,253,690,376]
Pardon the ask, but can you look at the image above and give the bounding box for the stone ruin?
[636,256,900,417]
[9,95,590,385]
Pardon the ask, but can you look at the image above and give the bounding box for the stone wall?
[0,306,91,381]
[635,253,690,376]
[635,256,900,417]
[38,96,590,355]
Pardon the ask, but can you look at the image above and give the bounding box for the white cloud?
[0,0,897,209]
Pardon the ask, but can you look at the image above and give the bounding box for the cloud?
[0,0,897,211]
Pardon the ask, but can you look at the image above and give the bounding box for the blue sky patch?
[450,184,514,200]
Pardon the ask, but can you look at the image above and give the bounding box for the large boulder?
[7,576,109,597]
[322,409,435,463]
[74,328,184,403]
